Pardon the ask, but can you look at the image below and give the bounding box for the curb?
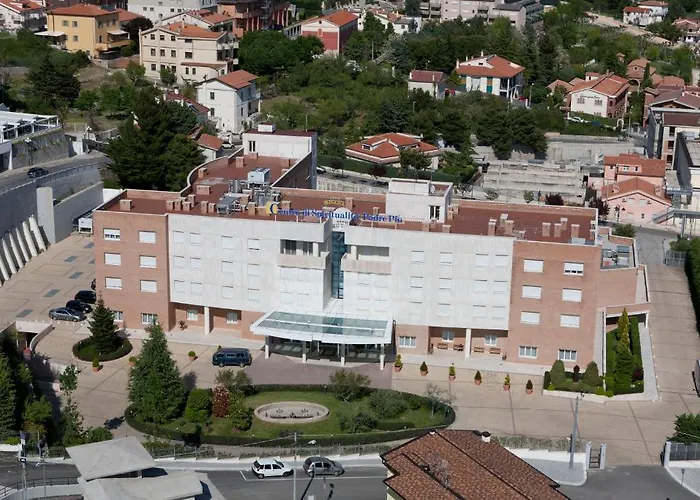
[665,465,700,498]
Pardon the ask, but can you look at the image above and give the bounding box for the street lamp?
[569,392,584,470]
[292,434,317,500]
[34,461,47,500]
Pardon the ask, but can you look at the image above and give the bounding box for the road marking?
[239,471,248,482]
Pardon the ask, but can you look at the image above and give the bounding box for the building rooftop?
[114,8,142,22]
[547,79,573,92]
[211,70,258,90]
[49,3,112,16]
[67,436,156,481]
[381,430,567,500]
[0,0,43,12]
[409,70,447,84]
[650,89,700,108]
[604,153,666,177]
[345,133,439,162]
[321,10,358,26]
[163,22,224,39]
[197,133,224,151]
[163,91,209,114]
[626,58,656,81]
[456,54,524,79]
[679,132,700,166]
[569,73,629,98]
[624,6,651,12]
[662,110,700,127]
[80,470,203,500]
[601,177,669,204]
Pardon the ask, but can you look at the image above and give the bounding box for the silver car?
[49,307,85,322]
[303,456,344,476]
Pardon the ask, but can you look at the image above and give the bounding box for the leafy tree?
[582,361,600,387]
[228,390,253,431]
[588,197,610,219]
[23,397,52,435]
[212,386,230,418]
[59,365,78,393]
[128,322,185,424]
[618,309,631,350]
[240,30,321,76]
[440,108,470,148]
[671,413,700,444]
[328,369,370,402]
[84,427,113,443]
[88,294,121,355]
[215,370,254,395]
[0,354,15,433]
[184,388,212,424]
[523,190,535,204]
[376,94,411,132]
[405,0,421,16]
[613,223,636,238]
[26,54,80,112]
[337,410,377,433]
[160,67,177,87]
[124,17,153,48]
[125,60,146,84]
[424,383,455,417]
[368,390,407,419]
[60,397,84,446]
[545,193,564,205]
[550,360,566,387]
[399,148,431,173]
[74,90,100,112]
[345,32,368,62]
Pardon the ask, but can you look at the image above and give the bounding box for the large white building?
[196,70,261,136]
[128,0,218,23]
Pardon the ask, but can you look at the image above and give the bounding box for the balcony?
[277,251,330,270]
[341,255,391,275]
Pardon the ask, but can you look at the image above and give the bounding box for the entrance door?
[331,231,347,298]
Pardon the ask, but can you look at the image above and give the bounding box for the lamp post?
[569,392,584,470]
[34,461,47,500]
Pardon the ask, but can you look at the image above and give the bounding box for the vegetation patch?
[71,295,132,362]
[73,338,132,362]
[603,310,644,395]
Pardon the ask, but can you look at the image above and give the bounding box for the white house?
[567,73,629,119]
[128,0,218,23]
[355,8,421,34]
[0,0,44,32]
[196,70,261,136]
[623,2,667,26]
[408,70,447,100]
[455,53,524,101]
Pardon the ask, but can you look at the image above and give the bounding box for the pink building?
[300,10,358,56]
[602,177,670,224]
[603,153,667,187]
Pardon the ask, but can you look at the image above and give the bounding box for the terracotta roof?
[164,92,209,114]
[382,430,568,500]
[650,89,700,108]
[324,10,358,26]
[624,6,651,13]
[548,79,573,92]
[569,77,585,85]
[604,153,666,177]
[657,75,686,87]
[213,70,258,89]
[585,72,600,78]
[197,133,224,150]
[49,3,111,16]
[626,58,656,81]
[568,73,629,98]
[456,54,524,79]
[165,22,224,38]
[601,177,670,204]
[0,0,42,12]
[191,9,233,24]
[661,111,700,127]
[114,8,141,22]
[346,133,439,162]
[409,70,446,84]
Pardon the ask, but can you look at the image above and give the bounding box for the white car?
[568,116,585,123]
[252,458,294,479]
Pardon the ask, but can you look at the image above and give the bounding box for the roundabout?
[255,401,330,424]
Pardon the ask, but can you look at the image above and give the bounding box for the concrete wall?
[39,182,104,244]
[10,128,71,170]
[2,484,83,500]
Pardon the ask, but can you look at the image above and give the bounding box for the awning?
[251,310,393,345]
[107,29,128,35]
[35,31,65,37]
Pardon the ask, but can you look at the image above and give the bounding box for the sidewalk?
[666,465,700,498]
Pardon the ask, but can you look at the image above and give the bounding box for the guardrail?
[0,162,103,197]
[0,476,78,498]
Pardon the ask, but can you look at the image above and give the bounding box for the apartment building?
[567,73,629,119]
[300,10,358,56]
[217,0,290,33]
[195,70,260,135]
[127,0,217,24]
[140,22,238,83]
[92,124,648,371]
[456,53,524,101]
[441,0,542,27]
[0,0,45,32]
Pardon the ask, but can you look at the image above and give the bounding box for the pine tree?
[617,309,630,350]
[60,396,84,446]
[88,295,120,355]
[128,323,185,424]
[0,354,15,433]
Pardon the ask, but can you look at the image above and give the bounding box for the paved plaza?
[4,235,700,468]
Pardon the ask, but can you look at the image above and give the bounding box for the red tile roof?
[409,70,446,84]
[49,3,111,16]
[214,70,258,89]
[197,133,224,150]
[165,22,224,39]
[548,79,573,92]
[626,58,656,81]
[601,177,670,204]
[324,10,358,26]
[191,9,233,24]
[650,89,700,108]
[456,54,524,79]
[114,8,142,22]
[164,92,209,114]
[0,0,43,12]
[568,73,629,98]
[346,133,439,163]
[624,6,651,13]
[604,153,666,177]
[382,430,568,500]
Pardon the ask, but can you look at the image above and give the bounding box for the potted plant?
[128,356,137,367]
[474,370,482,386]
[188,350,196,361]
[503,374,511,391]
[394,354,403,373]
[92,357,100,373]
[526,379,533,394]
[448,364,456,381]
[419,361,428,376]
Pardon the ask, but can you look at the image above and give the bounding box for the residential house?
[601,178,670,224]
[194,130,224,161]
[623,3,666,26]
[0,0,44,32]
[455,53,524,101]
[195,69,260,136]
[408,70,447,100]
[217,0,290,34]
[547,79,573,93]
[674,17,700,43]
[382,430,568,499]
[43,4,129,58]
[139,23,237,84]
[127,0,217,24]
[603,153,667,186]
[300,10,358,56]
[646,90,700,165]
[639,0,668,18]
[355,8,421,34]
[345,133,441,169]
[441,0,542,27]
[567,73,629,119]
[163,91,210,122]
[626,58,656,89]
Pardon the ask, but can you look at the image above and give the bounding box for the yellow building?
[45,4,129,58]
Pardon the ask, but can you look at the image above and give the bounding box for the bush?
[188,351,196,358]
[582,361,600,387]
[338,411,377,434]
[572,365,581,382]
[92,357,100,368]
[526,380,533,390]
[129,356,137,363]
[550,360,566,386]
[3,436,20,445]
[184,389,212,424]
[404,394,424,410]
[613,223,636,238]
[84,427,113,443]
[394,354,402,368]
[228,391,253,431]
[73,338,133,362]
[595,387,606,396]
[375,420,416,431]
[543,371,551,389]
[329,369,370,402]
[605,390,614,397]
[369,390,407,419]
[614,345,634,394]
[211,386,229,418]
[474,370,482,382]
[547,383,555,391]
[215,370,255,396]
[420,361,428,374]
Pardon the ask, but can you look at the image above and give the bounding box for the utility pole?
[292,432,298,500]
[569,393,583,470]
[19,432,27,500]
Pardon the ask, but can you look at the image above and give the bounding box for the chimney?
[208,202,216,213]
[345,198,354,210]
[554,223,562,238]
[480,50,484,57]
[166,199,175,211]
[196,184,211,195]
[481,431,491,443]
[235,156,245,168]
[488,218,497,236]
[200,202,208,214]
[119,199,132,211]
[560,217,568,230]
[504,219,514,236]
[442,224,451,233]
[187,194,196,205]
[197,167,208,179]
[542,222,550,237]
[174,198,182,211]
[571,223,580,239]
[247,202,256,215]
[182,200,192,211]
[590,229,596,241]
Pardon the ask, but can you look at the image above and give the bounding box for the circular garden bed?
[125,384,456,446]
[73,338,133,362]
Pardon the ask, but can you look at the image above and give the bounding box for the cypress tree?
[88,295,120,355]
[0,354,15,433]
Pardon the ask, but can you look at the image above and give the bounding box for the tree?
[60,397,84,446]
[23,397,52,435]
[399,148,431,173]
[550,360,566,387]
[239,30,320,76]
[588,197,610,219]
[215,370,254,395]
[368,164,387,180]
[160,67,177,87]
[582,361,600,387]
[618,309,631,351]
[545,193,564,205]
[614,344,634,393]
[88,294,121,355]
[26,54,80,112]
[228,390,253,431]
[125,60,146,84]
[59,365,78,393]
[376,94,411,133]
[671,413,700,444]
[184,388,212,424]
[84,427,113,443]
[128,322,185,424]
[0,354,15,433]
[405,0,421,16]
[613,223,636,238]
[523,190,535,204]
[124,17,153,48]
[328,369,370,402]
[74,89,100,112]
[424,383,455,417]
[164,101,198,135]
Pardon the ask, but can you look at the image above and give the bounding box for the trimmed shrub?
[582,361,600,387]
[84,427,113,443]
[420,361,428,373]
[572,365,581,382]
[614,344,634,394]
[369,390,407,419]
[595,387,606,396]
[375,420,416,431]
[547,383,555,391]
[338,411,377,434]
[228,391,253,431]
[184,388,212,424]
[550,360,566,386]
[543,371,551,389]
[73,338,133,362]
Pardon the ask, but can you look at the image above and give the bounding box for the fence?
[0,476,78,498]
[665,441,700,462]
[664,250,687,267]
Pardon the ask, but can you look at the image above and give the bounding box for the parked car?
[49,307,85,322]
[65,300,92,314]
[212,348,252,367]
[90,278,96,290]
[27,167,49,179]
[317,167,327,174]
[568,116,585,123]
[252,458,293,479]
[303,457,344,476]
[74,290,96,304]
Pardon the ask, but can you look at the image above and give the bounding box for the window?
[398,336,416,347]
[140,280,157,293]
[103,228,120,241]
[473,280,488,293]
[494,254,509,267]
[139,231,156,244]
[562,288,582,302]
[190,258,201,270]
[438,303,451,316]
[105,277,122,289]
[564,262,584,275]
[191,282,202,295]
[104,253,121,266]
[492,281,507,293]
[429,205,441,220]
[560,314,580,328]
[249,140,256,152]
[439,278,451,290]
[113,311,123,322]
[209,92,215,100]
[247,264,260,276]
[226,310,240,323]
[171,50,176,57]
[174,280,186,293]
[576,96,585,104]
[248,238,260,251]
[222,286,234,299]
[151,64,156,71]
[222,261,234,274]
[475,254,489,267]
[190,232,202,245]
[594,98,603,106]
[558,349,577,362]
[411,251,424,264]
[149,31,154,36]
[72,20,77,27]
[141,313,158,325]
[410,276,423,289]
[173,231,185,243]
[520,311,540,324]
[492,306,506,319]
[248,289,260,301]
[441,330,454,342]
[62,20,68,26]
[173,256,185,268]
[187,309,198,321]
[171,35,175,41]
[221,236,234,249]
[209,108,214,116]
[473,305,487,318]
[439,252,453,266]
[139,255,156,268]
[282,240,297,254]
[522,285,542,299]
[185,51,193,59]
[523,259,543,273]
[484,334,498,346]
[519,346,537,358]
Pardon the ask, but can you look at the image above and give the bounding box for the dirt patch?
[78,63,114,90]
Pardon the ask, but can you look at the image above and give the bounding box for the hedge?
[605,330,616,392]
[125,385,455,447]
[72,338,133,362]
[686,238,700,331]
[318,155,459,184]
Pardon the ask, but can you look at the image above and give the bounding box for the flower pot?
[393,366,402,373]
[189,356,196,361]
[420,370,428,377]
[129,361,135,368]
[503,384,510,391]
[92,365,100,373]
[449,375,456,381]
[475,379,482,386]
[526,388,533,395]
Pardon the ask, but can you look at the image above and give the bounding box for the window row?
[172,231,260,251]
[520,311,580,328]
[518,346,582,362]
[523,259,585,276]
[102,229,156,243]
[105,278,157,293]
[521,286,582,302]
[173,257,262,276]
[408,302,507,319]
[104,253,156,268]
[185,309,240,324]
[411,251,508,267]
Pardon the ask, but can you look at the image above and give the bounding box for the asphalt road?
[0,151,109,192]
